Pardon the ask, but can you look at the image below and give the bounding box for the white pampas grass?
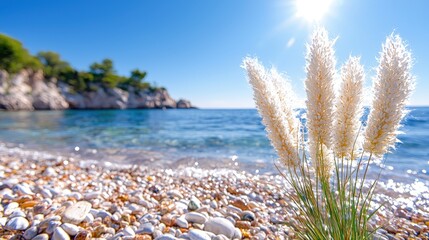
[363,34,415,156]
[315,143,334,180]
[270,68,299,144]
[243,28,415,237]
[242,57,299,167]
[333,56,365,158]
[305,27,337,172]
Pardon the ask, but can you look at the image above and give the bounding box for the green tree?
[120,69,149,90]
[37,51,71,79]
[0,34,41,73]
[89,58,124,88]
[130,69,147,82]
[90,59,114,77]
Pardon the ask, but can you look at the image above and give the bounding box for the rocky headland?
[0,70,194,111]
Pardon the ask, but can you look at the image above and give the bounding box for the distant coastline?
[0,69,194,110]
[0,33,194,110]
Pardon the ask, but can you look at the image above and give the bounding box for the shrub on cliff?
[37,51,73,79]
[0,33,160,93]
[0,34,42,73]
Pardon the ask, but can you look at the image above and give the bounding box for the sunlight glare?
[295,0,333,22]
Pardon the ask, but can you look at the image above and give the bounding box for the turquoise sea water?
[0,108,428,182]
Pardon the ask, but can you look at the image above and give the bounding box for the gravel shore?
[1,145,429,240]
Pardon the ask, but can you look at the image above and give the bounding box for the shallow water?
[0,108,428,183]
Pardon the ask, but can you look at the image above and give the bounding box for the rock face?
[0,70,69,110]
[177,99,193,109]
[0,70,194,110]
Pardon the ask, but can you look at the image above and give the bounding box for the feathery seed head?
[363,34,415,156]
[242,57,300,168]
[333,56,365,158]
[270,67,299,144]
[305,27,337,169]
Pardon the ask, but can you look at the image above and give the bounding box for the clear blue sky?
[1,0,428,108]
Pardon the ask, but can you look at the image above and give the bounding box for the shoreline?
[1,145,429,239]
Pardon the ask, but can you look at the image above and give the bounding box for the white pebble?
[4,202,19,215]
[203,217,235,239]
[185,212,207,224]
[13,184,34,195]
[123,226,135,237]
[189,229,211,240]
[23,226,38,239]
[61,223,80,236]
[62,201,92,224]
[83,192,100,200]
[175,217,188,228]
[31,233,49,240]
[6,216,29,230]
[52,227,71,240]
[0,217,7,226]
[43,167,56,176]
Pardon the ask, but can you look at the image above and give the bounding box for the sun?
[295,0,333,23]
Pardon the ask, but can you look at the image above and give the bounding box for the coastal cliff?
[0,69,194,110]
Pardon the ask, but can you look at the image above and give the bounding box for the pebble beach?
[1,145,429,240]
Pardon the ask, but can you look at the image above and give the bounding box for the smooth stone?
[189,229,211,240]
[23,226,38,240]
[226,205,242,215]
[188,196,202,211]
[185,212,207,224]
[61,223,80,236]
[127,203,143,213]
[62,201,92,224]
[46,221,62,234]
[83,192,100,200]
[242,211,255,221]
[67,192,83,200]
[89,209,98,217]
[372,233,388,240]
[13,184,34,195]
[175,201,188,211]
[43,167,56,176]
[96,210,112,219]
[52,227,71,240]
[153,230,163,238]
[123,226,135,237]
[167,190,183,199]
[203,217,235,239]
[253,232,266,240]
[2,178,19,188]
[83,213,94,223]
[136,222,154,234]
[4,202,19,215]
[0,217,7,226]
[6,216,30,230]
[31,234,49,240]
[39,216,61,229]
[233,228,242,239]
[112,212,121,222]
[154,234,177,240]
[212,235,229,240]
[10,209,26,218]
[175,217,188,228]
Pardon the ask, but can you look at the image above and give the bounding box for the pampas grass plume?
[334,56,365,158]
[242,57,299,167]
[270,68,299,145]
[305,27,337,174]
[363,34,415,156]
